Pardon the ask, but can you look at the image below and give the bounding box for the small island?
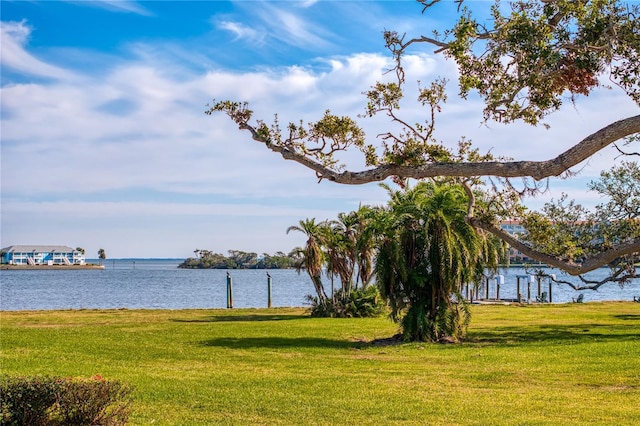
[178,249,296,269]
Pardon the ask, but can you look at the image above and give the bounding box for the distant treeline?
[178,249,295,269]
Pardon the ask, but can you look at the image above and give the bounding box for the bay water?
[1,259,639,311]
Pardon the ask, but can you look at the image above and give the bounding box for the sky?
[1,0,638,259]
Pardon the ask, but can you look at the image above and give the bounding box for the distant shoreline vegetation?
[178,249,296,269]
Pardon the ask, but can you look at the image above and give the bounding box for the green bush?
[1,375,133,426]
[400,300,471,343]
[307,286,387,318]
[0,376,58,426]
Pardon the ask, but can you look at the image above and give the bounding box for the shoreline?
[0,264,105,270]
[0,300,636,313]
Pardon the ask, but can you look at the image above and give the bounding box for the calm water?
[1,259,639,310]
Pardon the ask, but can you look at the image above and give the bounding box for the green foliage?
[257,252,296,269]
[179,249,296,269]
[1,376,58,425]
[520,162,640,284]
[426,0,640,124]
[207,100,366,172]
[288,218,329,307]
[306,111,366,171]
[376,181,503,342]
[307,286,387,318]
[401,300,471,343]
[589,161,640,222]
[0,375,132,426]
[521,194,591,260]
[51,378,132,426]
[363,77,454,170]
[288,205,384,314]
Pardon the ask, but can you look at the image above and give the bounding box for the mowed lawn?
[1,302,639,425]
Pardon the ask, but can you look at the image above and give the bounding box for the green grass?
[1,302,639,425]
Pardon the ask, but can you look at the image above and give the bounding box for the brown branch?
[613,142,640,157]
[461,181,476,218]
[399,31,493,55]
[418,0,442,13]
[467,217,640,275]
[405,36,451,54]
[238,115,640,184]
[549,270,636,291]
[532,262,636,291]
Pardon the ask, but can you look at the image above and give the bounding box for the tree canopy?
[208,0,639,285]
[376,181,504,341]
[179,249,296,269]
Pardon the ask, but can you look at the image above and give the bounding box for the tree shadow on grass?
[613,314,640,321]
[467,322,640,346]
[198,324,639,349]
[200,336,363,350]
[171,314,309,323]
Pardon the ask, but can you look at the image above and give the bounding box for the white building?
[499,220,532,263]
[1,245,86,266]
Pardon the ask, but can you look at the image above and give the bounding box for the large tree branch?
[467,216,640,275]
[238,115,640,184]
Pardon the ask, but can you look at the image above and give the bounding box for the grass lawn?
[1,302,639,425]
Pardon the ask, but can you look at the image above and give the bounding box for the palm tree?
[317,223,338,299]
[376,181,502,342]
[323,216,356,299]
[351,205,382,290]
[98,248,106,266]
[287,219,329,307]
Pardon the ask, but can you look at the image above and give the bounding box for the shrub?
[400,300,471,343]
[1,376,58,426]
[307,286,387,318]
[1,375,133,426]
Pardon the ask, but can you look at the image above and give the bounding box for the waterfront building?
[1,245,86,266]
[499,220,532,263]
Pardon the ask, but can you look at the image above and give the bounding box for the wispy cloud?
[223,2,334,51]
[0,21,77,80]
[265,6,333,49]
[298,0,319,8]
[2,2,637,257]
[217,20,265,44]
[65,0,152,16]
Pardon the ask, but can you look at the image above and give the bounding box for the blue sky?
[1,0,637,258]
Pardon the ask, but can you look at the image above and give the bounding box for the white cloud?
[66,0,152,16]
[298,0,319,8]
[3,44,631,200]
[0,21,77,80]
[2,17,637,257]
[217,20,265,44]
[211,3,335,52]
[255,3,333,50]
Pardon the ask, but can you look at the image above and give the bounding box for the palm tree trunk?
[312,275,328,307]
